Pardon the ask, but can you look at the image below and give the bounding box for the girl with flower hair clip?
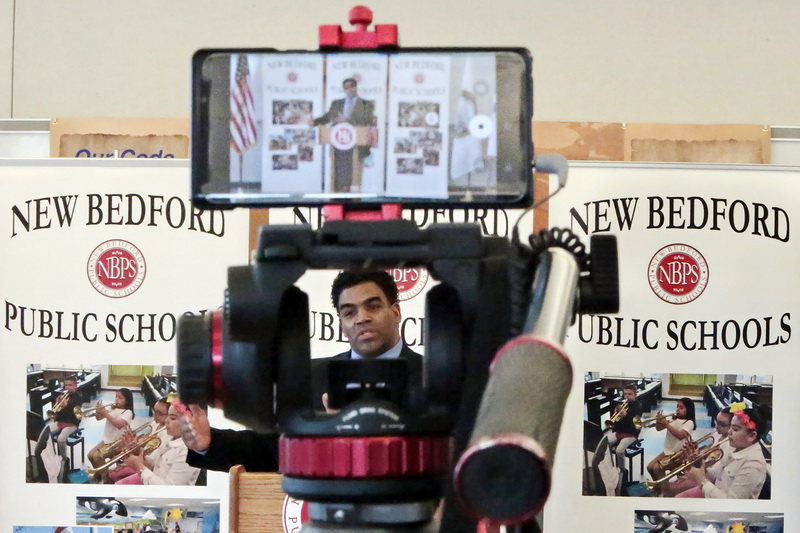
[115,398,201,485]
[678,402,768,499]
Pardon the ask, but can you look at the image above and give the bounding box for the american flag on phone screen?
[230,54,258,153]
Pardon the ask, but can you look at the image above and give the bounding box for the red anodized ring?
[209,309,225,408]
[280,435,452,478]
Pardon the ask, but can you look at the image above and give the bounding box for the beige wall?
[1,0,12,117]
[5,0,800,123]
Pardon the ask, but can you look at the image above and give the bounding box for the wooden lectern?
[229,465,288,532]
[318,125,372,192]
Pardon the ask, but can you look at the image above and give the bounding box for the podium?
[229,465,289,532]
[318,125,372,192]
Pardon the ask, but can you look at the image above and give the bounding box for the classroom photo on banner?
[14,526,114,533]
[75,497,220,532]
[583,372,772,499]
[634,510,783,533]
[26,364,206,486]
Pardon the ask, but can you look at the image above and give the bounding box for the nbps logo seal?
[87,240,146,298]
[648,243,709,305]
[282,496,309,532]
[389,267,429,301]
[330,123,358,151]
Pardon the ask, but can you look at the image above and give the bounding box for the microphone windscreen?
[454,336,571,524]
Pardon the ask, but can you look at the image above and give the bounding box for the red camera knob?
[348,6,373,26]
[279,435,451,478]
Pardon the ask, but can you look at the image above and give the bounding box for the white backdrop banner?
[258,54,325,194]
[386,54,451,198]
[1,159,249,531]
[546,162,797,532]
[11,160,793,531]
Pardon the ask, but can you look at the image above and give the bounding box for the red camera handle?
[319,6,401,222]
[319,5,398,49]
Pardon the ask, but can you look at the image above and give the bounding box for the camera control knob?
[279,435,451,478]
[176,311,218,405]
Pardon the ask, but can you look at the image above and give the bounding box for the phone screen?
[193,48,532,208]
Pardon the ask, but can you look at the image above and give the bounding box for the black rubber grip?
[580,234,619,314]
[176,313,213,405]
[455,337,572,523]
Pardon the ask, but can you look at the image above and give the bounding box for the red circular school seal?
[414,73,425,84]
[647,243,709,305]
[330,123,358,150]
[288,72,298,83]
[87,240,146,298]
[388,267,429,301]
[281,496,309,532]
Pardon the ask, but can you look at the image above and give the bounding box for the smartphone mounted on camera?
[192,47,533,209]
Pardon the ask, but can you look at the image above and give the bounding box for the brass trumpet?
[73,402,116,420]
[96,422,155,460]
[87,427,166,480]
[46,392,72,420]
[605,400,629,428]
[640,412,678,428]
[604,400,644,430]
[646,433,728,489]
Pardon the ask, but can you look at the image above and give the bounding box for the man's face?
[338,281,401,359]
[623,388,637,402]
[343,81,358,99]
[65,380,77,394]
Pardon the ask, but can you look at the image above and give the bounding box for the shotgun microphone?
[454,248,577,525]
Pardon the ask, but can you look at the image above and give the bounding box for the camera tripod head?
[178,217,617,532]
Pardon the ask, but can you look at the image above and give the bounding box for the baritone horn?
[73,402,115,420]
[646,434,728,489]
[604,400,643,430]
[87,427,166,479]
[605,399,629,428]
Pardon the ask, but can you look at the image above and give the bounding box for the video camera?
[177,43,619,533]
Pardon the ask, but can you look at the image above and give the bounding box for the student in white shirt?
[679,403,768,499]
[646,397,696,491]
[116,401,200,485]
[87,388,135,474]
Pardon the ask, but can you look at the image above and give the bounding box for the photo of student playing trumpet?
[582,372,772,499]
[25,364,205,485]
[645,396,696,495]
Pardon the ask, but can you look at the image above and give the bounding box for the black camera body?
[178,216,618,532]
[178,219,515,525]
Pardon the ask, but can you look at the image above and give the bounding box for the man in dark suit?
[181,269,422,473]
[313,78,375,193]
